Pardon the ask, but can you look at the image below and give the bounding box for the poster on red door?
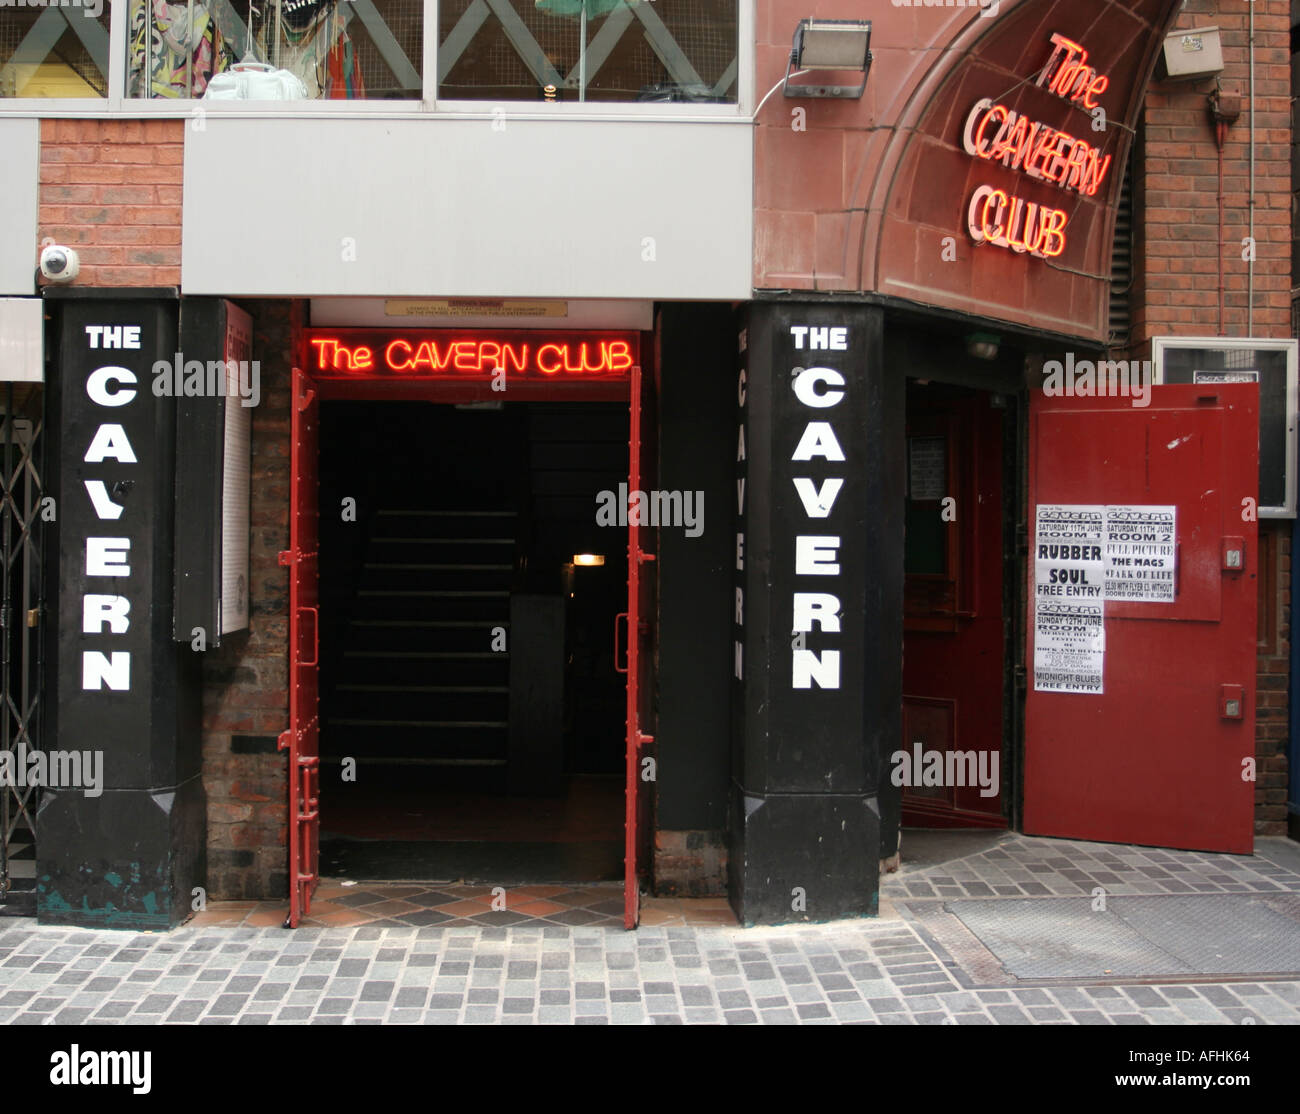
[1103,505,1176,602]
[1033,504,1105,694]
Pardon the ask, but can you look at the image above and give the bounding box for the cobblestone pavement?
[0,834,1296,1025]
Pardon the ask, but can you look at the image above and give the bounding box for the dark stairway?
[323,508,517,772]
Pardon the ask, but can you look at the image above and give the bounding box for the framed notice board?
[1153,336,1297,517]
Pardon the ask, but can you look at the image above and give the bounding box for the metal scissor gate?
[0,383,45,915]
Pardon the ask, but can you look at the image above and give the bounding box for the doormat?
[319,837,623,884]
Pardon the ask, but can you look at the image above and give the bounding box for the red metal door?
[620,363,655,928]
[1025,385,1258,853]
[278,367,321,927]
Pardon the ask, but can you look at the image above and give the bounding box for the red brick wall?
[37,120,182,287]
[1130,0,1292,343]
[200,299,295,900]
[654,831,727,898]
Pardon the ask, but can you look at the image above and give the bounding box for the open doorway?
[315,399,629,883]
[901,380,1012,830]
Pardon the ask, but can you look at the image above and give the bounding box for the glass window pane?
[438,0,737,104]
[1,3,111,98]
[127,0,421,100]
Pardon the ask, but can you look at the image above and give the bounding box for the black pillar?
[729,301,902,925]
[39,291,204,929]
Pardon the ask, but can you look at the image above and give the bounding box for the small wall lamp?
[966,332,1001,361]
[783,19,872,100]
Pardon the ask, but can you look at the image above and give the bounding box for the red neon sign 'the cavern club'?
[305,330,639,381]
[960,33,1115,261]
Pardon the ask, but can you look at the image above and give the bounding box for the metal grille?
[0,8,111,98]
[1107,160,1133,348]
[438,0,738,102]
[0,383,45,913]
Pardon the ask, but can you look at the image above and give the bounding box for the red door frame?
[279,367,321,928]
[283,332,654,926]
[618,362,655,928]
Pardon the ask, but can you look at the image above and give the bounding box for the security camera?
[39,244,80,283]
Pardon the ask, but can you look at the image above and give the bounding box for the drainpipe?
[1249,2,1256,335]
[1208,88,1241,337]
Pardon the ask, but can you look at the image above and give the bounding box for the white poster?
[1104,505,1176,603]
[1193,369,1259,384]
[1033,504,1105,694]
[908,436,945,501]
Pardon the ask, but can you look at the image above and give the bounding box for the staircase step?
[370,537,515,545]
[351,593,511,622]
[343,620,509,654]
[327,688,508,722]
[338,684,508,694]
[361,574,517,600]
[363,563,513,572]
[326,717,508,728]
[319,720,508,762]
[363,539,516,565]
[337,654,508,687]
[319,755,507,767]
[373,510,518,541]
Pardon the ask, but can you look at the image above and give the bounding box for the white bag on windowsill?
[203,61,308,100]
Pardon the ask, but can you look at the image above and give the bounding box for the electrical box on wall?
[0,297,43,383]
[1159,26,1224,82]
[1153,336,1298,518]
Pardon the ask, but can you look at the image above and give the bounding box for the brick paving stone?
[2,842,1299,1028]
[1122,986,1166,1008]
[1196,985,1241,1007]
